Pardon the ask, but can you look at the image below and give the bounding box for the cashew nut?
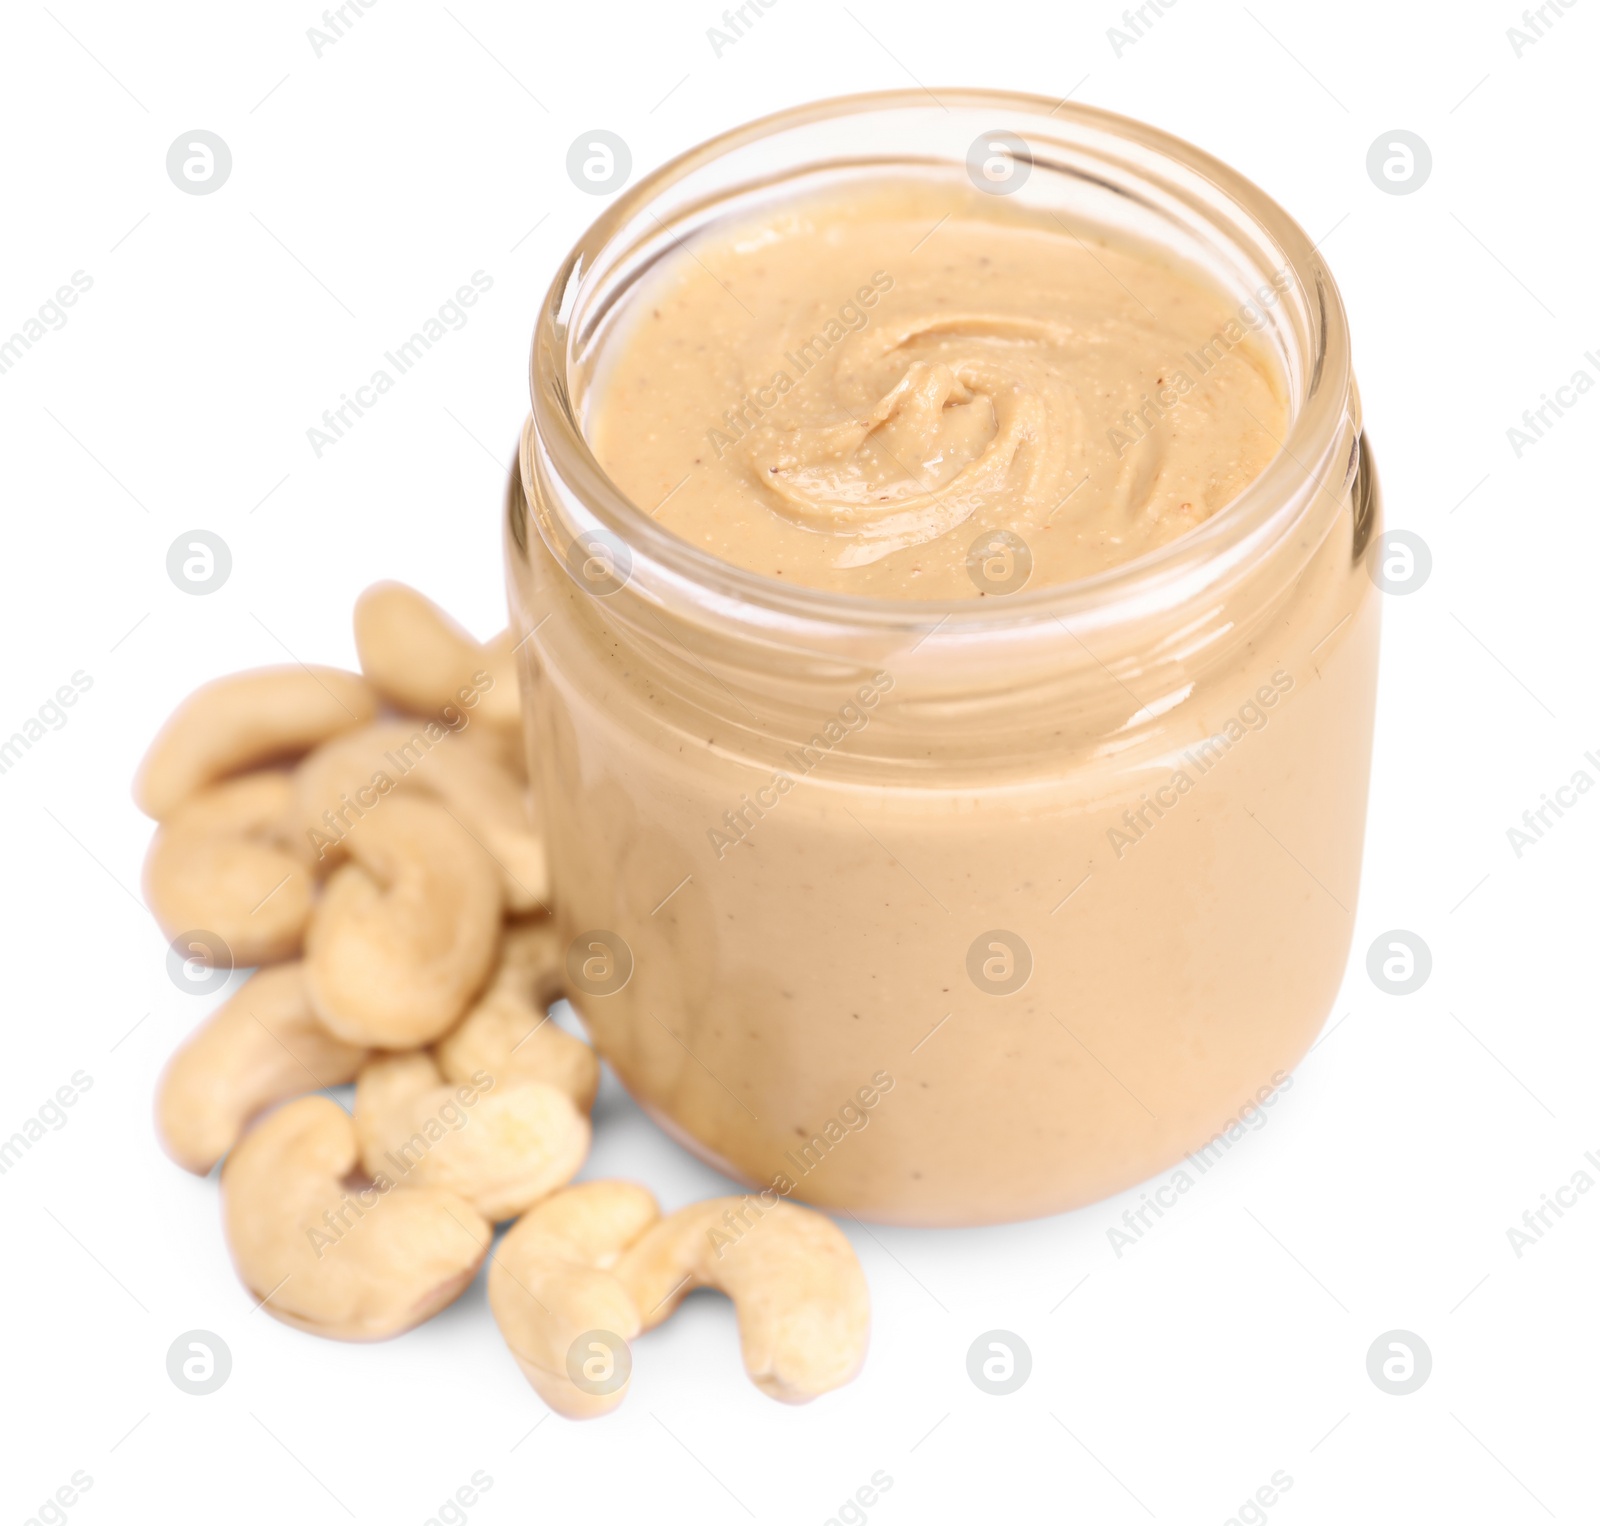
[156,962,367,1175]
[401,722,544,909]
[353,1050,589,1222]
[435,922,599,1111]
[144,772,314,967]
[222,1095,490,1341]
[143,583,879,1399]
[488,1181,659,1418]
[135,665,378,820]
[353,581,520,732]
[304,794,503,1047]
[490,1185,870,1415]
[291,720,547,911]
[615,1197,870,1404]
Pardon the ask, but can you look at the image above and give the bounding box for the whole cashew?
[157,962,367,1175]
[353,582,520,733]
[435,922,599,1111]
[615,1197,870,1404]
[491,1185,870,1414]
[488,1181,660,1418]
[304,795,503,1047]
[398,723,544,909]
[291,720,547,912]
[353,1051,589,1222]
[144,772,313,967]
[135,665,378,820]
[222,1095,491,1341]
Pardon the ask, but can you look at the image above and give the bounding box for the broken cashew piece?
[135,665,378,820]
[156,962,367,1175]
[222,1095,490,1341]
[144,772,314,967]
[291,720,547,911]
[305,794,503,1048]
[353,581,520,733]
[489,1181,659,1419]
[353,1050,589,1222]
[616,1197,870,1404]
[435,922,599,1110]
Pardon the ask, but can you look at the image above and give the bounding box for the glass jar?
[507,90,1379,1226]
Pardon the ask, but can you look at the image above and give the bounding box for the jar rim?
[526,88,1356,638]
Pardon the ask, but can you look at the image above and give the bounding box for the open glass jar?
[507,90,1379,1226]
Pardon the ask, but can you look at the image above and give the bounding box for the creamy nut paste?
[529,176,1378,1227]
[590,183,1287,596]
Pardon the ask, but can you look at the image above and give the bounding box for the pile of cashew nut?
[142,581,869,1413]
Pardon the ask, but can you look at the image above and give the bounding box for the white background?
[2,1,1595,1522]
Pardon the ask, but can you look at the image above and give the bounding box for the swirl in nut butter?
[591,183,1287,597]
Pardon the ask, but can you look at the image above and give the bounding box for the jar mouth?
[527,88,1355,640]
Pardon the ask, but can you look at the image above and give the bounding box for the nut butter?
[509,92,1379,1225]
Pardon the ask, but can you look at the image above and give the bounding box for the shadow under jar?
[507,91,1380,1227]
